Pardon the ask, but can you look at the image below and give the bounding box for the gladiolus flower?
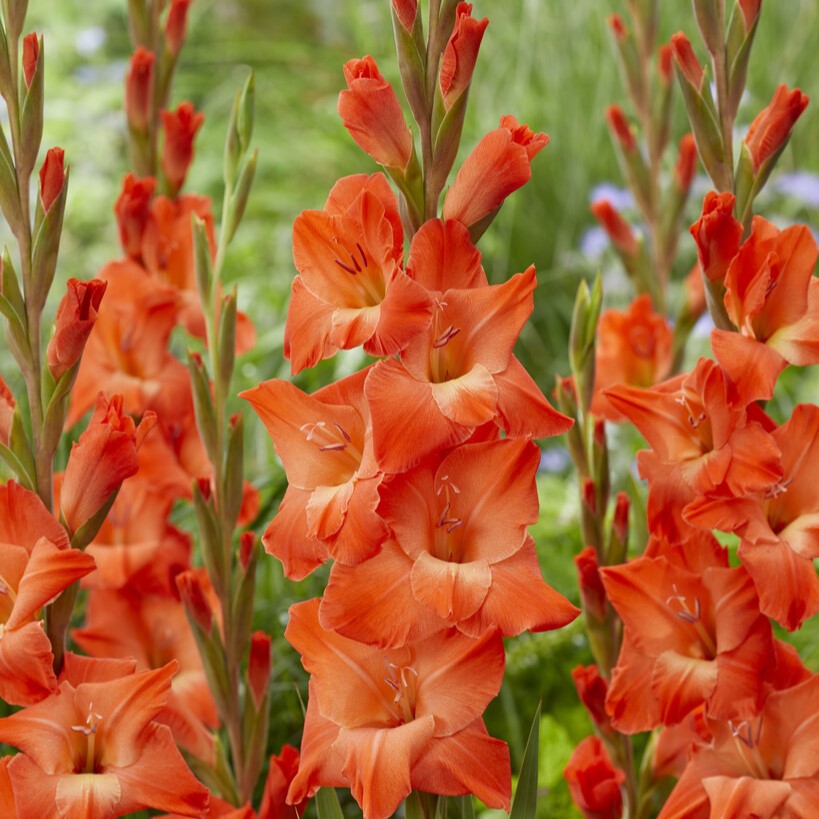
[564,736,625,819]
[241,367,388,578]
[285,174,432,373]
[73,589,219,764]
[0,376,14,447]
[439,3,489,110]
[286,600,511,818]
[605,105,636,152]
[671,32,705,91]
[405,218,487,292]
[443,115,549,228]
[338,56,413,171]
[39,147,65,214]
[591,295,673,422]
[115,173,156,259]
[260,745,308,819]
[659,675,819,819]
[60,393,156,536]
[601,535,774,732]
[161,102,204,195]
[590,199,638,257]
[365,266,572,473]
[47,277,107,381]
[125,47,155,133]
[745,85,809,171]
[690,191,742,284]
[320,439,578,646]
[22,33,39,88]
[0,656,209,818]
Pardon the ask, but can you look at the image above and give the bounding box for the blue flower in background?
[589,183,634,211]
[773,172,819,208]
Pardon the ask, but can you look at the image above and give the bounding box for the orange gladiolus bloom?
[711,216,819,401]
[564,735,625,819]
[320,439,578,645]
[689,192,742,284]
[60,394,156,537]
[443,115,549,228]
[73,589,218,763]
[286,599,511,818]
[591,294,673,421]
[285,174,433,373]
[658,675,819,818]
[0,483,94,705]
[604,357,782,500]
[0,654,208,818]
[601,534,774,732]
[115,173,156,260]
[685,403,819,630]
[241,367,388,579]
[365,266,572,473]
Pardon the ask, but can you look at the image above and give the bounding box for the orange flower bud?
[338,55,413,171]
[114,173,156,259]
[671,32,705,91]
[161,102,204,194]
[605,104,636,152]
[738,0,762,32]
[564,736,625,819]
[439,3,489,110]
[590,199,638,257]
[22,32,39,89]
[608,13,627,40]
[392,0,418,31]
[46,278,107,380]
[39,147,65,214]
[248,630,271,709]
[581,477,597,516]
[571,665,611,730]
[612,491,630,546]
[164,0,191,56]
[744,84,809,172]
[239,531,255,570]
[674,132,698,192]
[689,191,742,282]
[60,395,156,535]
[0,376,14,447]
[575,546,607,622]
[125,47,155,133]
[658,43,674,85]
[176,568,215,633]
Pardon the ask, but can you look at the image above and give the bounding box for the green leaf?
[510,702,541,819]
[538,714,575,788]
[315,788,345,819]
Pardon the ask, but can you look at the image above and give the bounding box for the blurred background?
[13,0,819,814]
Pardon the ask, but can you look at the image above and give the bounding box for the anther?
[334,258,358,275]
[355,242,368,269]
[334,422,351,442]
[433,325,461,348]
[320,443,347,452]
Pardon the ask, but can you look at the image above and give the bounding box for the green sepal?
[241,676,269,801]
[126,0,151,48]
[188,351,218,464]
[1,405,35,488]
[19,34,44,178]
[509,702,541,819]
[0,17,11,100]
[42,358,81,455]
[68,488,118,550]
[430,86,470,201]
[192,216,213,309]
[0,250,28,364]
[466,204,500,244]
[223,411,244,530]
[407,791,439,819]
[390,2,427,127]
[231,534,256,671]
[0,441,34,488]
[217,290,237,395]
[2,0,28,46]
[692,0,722,55]
[192,479,224,595]
[237,70,255,154]
[31,164,69,314]
[223,90,242,189]
[224,148,257,246]
[315,788,345,819]
[568,274,602,414]
[0,126,21,234]
[726,5,760,117]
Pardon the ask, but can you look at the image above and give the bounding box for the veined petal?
[324,476,388,566]
[430,364,498,426]
[651,650,717,725]
[406,219,487,292]
[0,621,57,706]
[409,552,492,622]
[702,776,791,819]
[283,276,338,374]
[305,481,355,541]
[55,772,122,819]
[365,270,433,358]
[710,328,787,404]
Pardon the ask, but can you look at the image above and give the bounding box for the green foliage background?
[4,0,819,815]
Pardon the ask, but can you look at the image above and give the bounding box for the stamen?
[688,412,706,429]
[319,443,347,452]
[0,583,7,594]
[334,422,351,442]
[299,421,326,441]
[334,258,358,275]
[765,477,792,499]
[433,325,461,348]
[355,242,368,270]
[666,584,702,623]
[729,720,755,749]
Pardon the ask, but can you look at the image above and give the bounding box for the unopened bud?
[674,133,698,192]
[575,546,607,622]
[177,568,215,633]
[125,47,155,133]
[39,147,65,213]
[239,531,255,571]
[164,0,191,56]
[114,173,155,259]
[571,665,611,731]
[590,200,638,257]
[612,492,630,546]
[161,102,204,195]
[605,105,636,153]
[671,32,705,92]
[657,43,673,85]
[608,13,627,40]
[248,631,271,709]
[392,0,418,31]
[744,84,809,173]
[22,32,39,89]
[581,477,597,516]
[0,376,14,447]
[738,0,762,33]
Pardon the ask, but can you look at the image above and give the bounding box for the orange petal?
[702,776,791,819]
[605,633,661,733]
[0,621,57,706]
[406,219,487,292]
[55,771,123,819]
[283,276,338,374]
[305,481,354,541]
[0,481,68,552]
[410,552,492,622]
[430,364,498,426]
[365,270,433,358]
[710,328,787,403]
[651,650,717,725]
[324,476,388,566]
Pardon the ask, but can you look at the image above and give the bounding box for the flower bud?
[164,0,191,56]
[125,47,155,133]
[590,200,637,257]
[744,84,809,172]
[439,3,489,111]
[46,278,107,381]
[0,376,14,447]
[612,492,629,548]
[114,173,155,259]
[22,32,39,89]
[392,0,418,31]
[338,55,413,171]
[564,736,625,819]
[161,102,204,195]
[738,0,762,32]
[605,105,636,152]
[689,191,742,283]
[248,631,271,709]
[671,32,705,92]
[674,132,698,193]
[239,531,255,571]
[39,146,65,214]
[571,665,611,730]
[607,14,627,41]
[176,568,215,633]
[575,546,607,622]
[657,43,673,85]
